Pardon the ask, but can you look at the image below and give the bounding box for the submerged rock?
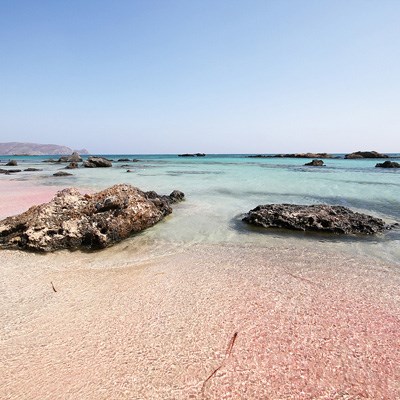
[304,159,324,166]
[65,162,79,169]
[345,151,388,159]
[83,156,112,168]
[53,171,73,176]
[24,168,43,172]
[0,184,184,251]
[375,161,400,168]
[243,204,388,235]
[0,168,21,174]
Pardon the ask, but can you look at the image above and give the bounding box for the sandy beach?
[1,182,399,399]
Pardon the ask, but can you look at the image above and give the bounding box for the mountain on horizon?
[0,142,89,156]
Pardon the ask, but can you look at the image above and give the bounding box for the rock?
[53,171,73,176]
[132,159,140,162]
[345,151,388,159]
[24,168,42,172]
[58,152,83,163]
[69,152,82,162]
[65,162,79,169]
[0,184,184,251]
[276,153,333,159]
[126,169,132,173]
[178,153,206,157]
[118,158,130,162]
[6,160,18,166]
[242,204,389,235]
[0,168,21,174]
[42,159,57,163]
[83,156,112,168]
[375,161,400,168]
[304,159,325,166]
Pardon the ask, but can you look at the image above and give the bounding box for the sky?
[0,0,399,154]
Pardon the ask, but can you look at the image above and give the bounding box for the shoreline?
[1,243,399,399]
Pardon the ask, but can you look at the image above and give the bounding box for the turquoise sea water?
[1,154,399,264]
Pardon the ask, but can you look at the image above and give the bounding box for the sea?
[1,154,399,265]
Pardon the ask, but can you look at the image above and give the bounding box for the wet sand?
[1,180,399,399]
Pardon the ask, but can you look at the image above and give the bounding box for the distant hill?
[0,142,89,156]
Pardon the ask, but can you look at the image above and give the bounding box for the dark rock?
[65,162,79,169]
[42,159,57,163]
[178,153,206,157]
[247,154,269,158]
[118,158,130,162]
[243,204,388,235]
[24,168,42,172]
[126,169,132,173]
[276,153,333,159]
[53,171,73,177]
[168,190,185,203]
[345,151,388,159]
[0,184,184,251]
[83,156,112,168]
[6,160,18,166]
[0,168,21,174]
[304,159,325,166]
[132,159,140,162]
[375,161,400,168]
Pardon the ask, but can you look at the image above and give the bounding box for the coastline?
[1,242,399,399]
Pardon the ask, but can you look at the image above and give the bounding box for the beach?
[1,239,399,399]
[1,157,399,399]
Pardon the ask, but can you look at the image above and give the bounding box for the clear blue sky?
[1,0,399,154]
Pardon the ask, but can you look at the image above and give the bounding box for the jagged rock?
[243,204,389,235]
[65,162,79,169]
[304,159,324,166]
[24,168,42,172]
[83,156,112,168]
[345,151,388,159]
[0,184,184,251]
[53,171,73,177]
[6,160,18,166]
[58,152,83,163]
[375,161,400,168]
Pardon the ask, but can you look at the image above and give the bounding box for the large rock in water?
[345,151,388,159]
[243,204,388,235]
[0,184,184,251]
[375,161,400,168]
[83,156,112,168]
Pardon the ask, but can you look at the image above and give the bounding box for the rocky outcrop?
[6,160,17,166]
[243,204,389,235]
[83,156,112,168]
[58,151,83,163]
[248,153,333,159]
[375,161,400,168]
[0,184,185,251]
[304,159,324,166]
[345,151,388,159]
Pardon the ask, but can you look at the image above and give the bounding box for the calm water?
[1,154,399,264]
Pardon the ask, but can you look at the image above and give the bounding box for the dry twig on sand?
[201,331,238,397]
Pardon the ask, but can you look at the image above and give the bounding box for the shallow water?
[0,154,399,264]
